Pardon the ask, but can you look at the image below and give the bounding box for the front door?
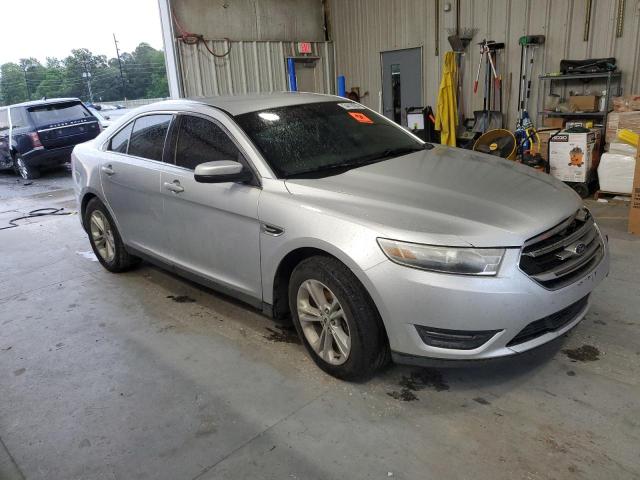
[381,48,423,126]
[100,114,172,256]
[160,113,262,300]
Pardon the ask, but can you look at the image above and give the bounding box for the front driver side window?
[174,115,243,170]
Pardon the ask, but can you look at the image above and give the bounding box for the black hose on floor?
[0,208,73,231]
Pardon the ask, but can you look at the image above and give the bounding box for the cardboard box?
[629,147,640,235]
[537,130,554,161]
[549,131,595,183]
[569,95,600,112]
[606,111,640,143]
[613,95,640,112]
[543,117,565,128]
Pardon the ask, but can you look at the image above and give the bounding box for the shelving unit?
[536,71,622,131]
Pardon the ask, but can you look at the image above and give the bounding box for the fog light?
[415,325,501,350]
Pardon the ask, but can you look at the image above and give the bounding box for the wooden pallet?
[594,190,632,201]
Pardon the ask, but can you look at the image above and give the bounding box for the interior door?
[381,48,423,126]
[160,113,262,300]
[100,114,171,256]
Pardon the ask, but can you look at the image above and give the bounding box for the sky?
[0,0,164,65]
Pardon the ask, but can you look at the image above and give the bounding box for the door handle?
[101,164,115,176]
[163,180,184,193]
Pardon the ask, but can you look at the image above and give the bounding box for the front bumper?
[365,238,610,362]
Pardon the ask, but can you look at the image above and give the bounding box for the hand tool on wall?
[472,40,504,133]
[514,35,545,157]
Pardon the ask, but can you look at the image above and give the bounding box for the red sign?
[297,42,312,54]
[348,112,374,124]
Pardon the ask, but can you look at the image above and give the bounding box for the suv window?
[0,109,8,132]
[174,115,243,170]
[109,122,134,153]
[9,108,29,129]
[128,114,172,161]
[27,102,91,126]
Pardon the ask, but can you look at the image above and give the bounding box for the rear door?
[100,114,173,257]
[160,113,262,300]
[28,101,100,149]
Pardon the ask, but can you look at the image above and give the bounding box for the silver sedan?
[72,93,609,380]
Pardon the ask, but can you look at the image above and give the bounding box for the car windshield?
[234,101,425,178]
[28,102,92,126]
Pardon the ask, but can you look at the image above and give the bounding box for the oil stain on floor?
[166,295,196,303]
[387,368,450,402]
[562,345,600,362]
[263,325,302,344]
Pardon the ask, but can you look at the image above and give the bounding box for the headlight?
[377,238,505,276]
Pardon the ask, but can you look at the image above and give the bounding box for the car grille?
[519,208,604,289]
[507,295,589,347]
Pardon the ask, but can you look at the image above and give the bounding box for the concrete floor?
[1,166,639,480]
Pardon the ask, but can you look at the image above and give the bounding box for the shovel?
[473,48,502,132]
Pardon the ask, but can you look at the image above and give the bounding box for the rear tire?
[84,198,140,273]
[289,255,389,381]
[13,155,40,180]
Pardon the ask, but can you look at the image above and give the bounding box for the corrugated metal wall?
[329,0,640,126]
[177,40,335,97]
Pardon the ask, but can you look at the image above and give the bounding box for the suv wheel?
[13,155,40,180]
[289,256,389,380]
[84,198,140,272]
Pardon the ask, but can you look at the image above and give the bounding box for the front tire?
[13,155,40,180]
[84,198,139,272]
[289,255,389,381]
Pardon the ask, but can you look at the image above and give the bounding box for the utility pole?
[113,33,126,100]
[20,64,31,100]
[82,61,94,104]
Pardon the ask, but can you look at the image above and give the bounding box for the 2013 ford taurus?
[72,93,609,380]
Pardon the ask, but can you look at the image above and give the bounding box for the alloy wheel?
[16,158,29,179]
[296,279,351,365]
[90,210,116,262]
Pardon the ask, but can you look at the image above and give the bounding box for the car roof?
[146,92,345,116]
[8,97,82,109]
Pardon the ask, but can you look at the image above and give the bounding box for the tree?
[1,43,169,106]
[0,63,28,105]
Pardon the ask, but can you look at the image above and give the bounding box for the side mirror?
[194,160,252,184]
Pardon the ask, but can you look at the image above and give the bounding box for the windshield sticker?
[347,112,374,124]
[337,102,363,110]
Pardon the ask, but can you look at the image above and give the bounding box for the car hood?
[283,146,582,247]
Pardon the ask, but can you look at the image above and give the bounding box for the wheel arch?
[270,245,387,335]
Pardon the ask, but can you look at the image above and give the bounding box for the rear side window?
[9,108,29,129]
[27,102,91,126]
[174,115,243,170]
[0,109,8,131]
[128,114,172,161]
[109,122,134,153]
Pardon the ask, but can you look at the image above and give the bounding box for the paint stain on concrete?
[195,416,218,437]
[166,295,196,303]
[563,345,600,362]
[157,325,176,333]
[473,397,491,405]
[263,326,301,344]
[13,368,26,376]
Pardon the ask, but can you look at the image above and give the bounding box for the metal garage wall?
[329,0,640,127]
[177,40,335,97]
[171,0,326,42]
